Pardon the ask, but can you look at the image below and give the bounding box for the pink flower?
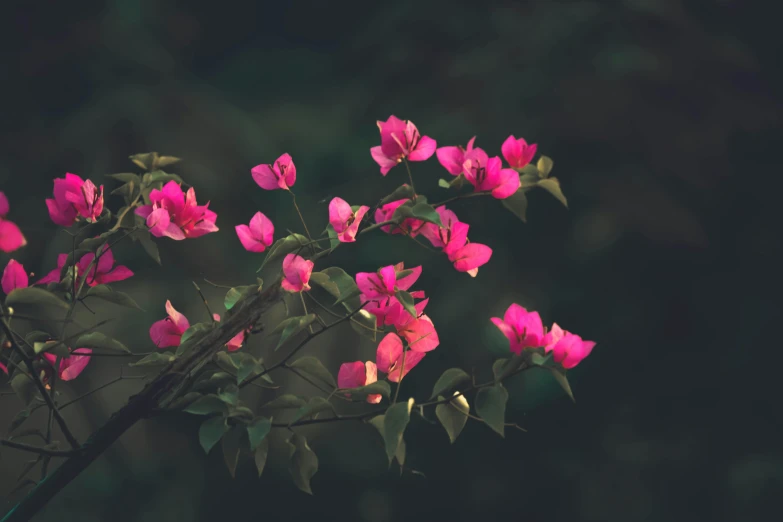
[251,153,296,191]
[370,116,437,175]
[374,198,426,237]
[436,136,477,175]
[0,192,27,253]
[2,259,28,294]
[0,361,7,375]
[36,245,133,287]
[42,349,92,381]
[375,332,426,383]
[501,135,537,169]
[338,361,381,404]
[281,253,314,293]
[356,263,422,302]
[490,303,545,355]
[391,299,440,353]
[420,206,492,277]
[135,181,218,240]
[329,197,370,243]
[212,313,251,352]
[150,300,190,349]
[462,148,521,199]
[543,323,596,369]
[235,212,274,252]
[45,173,104,226]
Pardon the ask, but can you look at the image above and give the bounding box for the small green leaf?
[33,340,68,357]
[24,331,51,345]
[247,417,272,451]
[537,178,568,208]
[262,394,306,410]
[271,314,317,351]
[438,179,451,189]
[502,190,528,223]
[349,309,378,342]
[107,173,142,184]
[130,152,158,170]
[6,287,69,311]
[184,394,229,416]
[191,371,236,394]
[129,352,175,367]
[286,433,318,495]
[435,393,470,444]
[133,229,161,265]
[72,332,131,354]
[380,184,414,205]
[383,398,414,464]
[341,380,391,401]
[254,437,270,477]
[224,285,260,311]
[309,267,360,308]
[217,384,239,406]
[475,385,509,437]
[538,366,575,403]
[290,397,335,425]
[325,224,341,252]
[258,233,309,272]
[536,156,554,178]
[10,375,38,407]
[491,358,508,381]
[392,198,443,227]
[289,357,337,388]
[83,285,143,310]
[152,155,182,168]
[394,290,417,319]
[492,354,527,382]
[221,425,245,478]
[430,368,471,400]
[78,231,118,252]
[199,416,229,454]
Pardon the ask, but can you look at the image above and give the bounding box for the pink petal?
[395,264,422,291]
[376,332,403,374]
[251,164,280,191]
[378,265,397,294]
[356,272,384,300]
[249,211,274,247]
[59,350,91,381]
[276,153,296,189]
[386,350,426,383]
[2,259,28,294]
[490,168,521,199]
[162,221,187,241]
[340,205,369,243]
[0,219,27,253]
[462,148,490,185]
[0,361,7,375]
[436,146,466,176]
[370,146,399,176]
[226,329,247,351]
[450,243,492,274]
[379,116,407,158]
[165,300,190,332]
[188,207,219,238]
[543,323,565,351]
[442,222,469,256]
[146,208,171,238]
[160,181,185,214]
[328,197,353,233]
[96,265,134,284]
[45,198,77,227]
[338,361,367,389]
[235,224,265,252]
[149,319,183,348]
[0,192,8,216]
[281,253,313,293]
[491,317,521,354]
[561,340,596,369]
[398,315,440,353]
[95,245,115,274]
[407,135,437,162]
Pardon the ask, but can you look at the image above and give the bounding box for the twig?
[0,440,80,458]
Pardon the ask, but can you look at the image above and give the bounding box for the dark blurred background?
[1,0,781,521]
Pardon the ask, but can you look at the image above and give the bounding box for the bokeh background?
[1,0,781,521]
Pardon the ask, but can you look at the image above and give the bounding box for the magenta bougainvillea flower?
[2,259,28,294]
[45,173,104,226]
[36,245,133,288]
[462,148,520,200]
[491,303,545,355]
[337,360,381,404]
[436,136,477,175]
[391,299,440,353]
[329,197,370,243]
[42,349,92,381]
[135,181,218,240]
[251,153,296,191]
[281,253,314,293]
[420,206,492,277]
[501,135,537,169]
[543,323,596,369]
[212,313,251,352]
[0,192,27,253]
[370,116,437,175]
[374,198,426,237]
[150,300,190,349]
[358,263,424,326]
[235,211,274,252]
[376,332,426,383]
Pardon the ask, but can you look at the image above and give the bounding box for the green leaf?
[392,198,443,227]
[199,416,229,454]
[215,351,264,385]
[429,368,471,399]
[258,233,309,272]
[254,437,270,477]
[78,231,117,252]
[247,417,272,451]
[152,155,182,168]
[349,309,378,342]
[145,170,185,186]
[227,404,255,422]
[217,384,239,406]
[10,375,38,407]
[309,267,360,308]
[438,179,451,189]
[133,229,161,265]
[107,173,142,184]
[176,322,214,357]
[191,371,235,394]
[475,385,509,437]
[537,178,568,208]
[538,366,575,403]
[341,380,390,401]
[271,314,317,351]
[325,224,341,252]
[383,398,414,464]
[130,152,158,170]
[289,356,337,389]
[536,156,553,178]
[491,358,508,380]
[262,394,306,410]
[492,354,527,382]
[394,290,417,319]
[33,340,68,357]
[224,285,260,311]
[184,394,229,416]
[435,393,470,444]
[7,409,31,433]
[5,287,69,312]
[83,285,143,310]
[286,433,318,495]
[72,332,131,354]
[290,397,335,425]
[129,352,175,367]
[380,184,414,205]
[502,190,529,223]
[24,331,51,345]
[221,425,245,478]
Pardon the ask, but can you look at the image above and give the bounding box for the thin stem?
[402,158,416,197]
[359,220,398,235]
[192,281,216,322]
[59,375,146,411]
[298,292,315,334]
[392,349,407,404]
[289,190,313,242]
[431,191,491,207]
[0,440,80,458]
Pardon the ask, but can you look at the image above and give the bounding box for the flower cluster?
[135,181,218,240]
[46,173,105,226]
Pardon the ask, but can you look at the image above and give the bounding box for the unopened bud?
[6,307,13,316]
[1,341,11,350]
